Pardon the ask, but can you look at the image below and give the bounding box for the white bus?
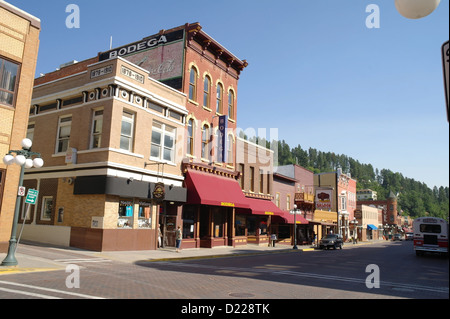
[413,217,448,257]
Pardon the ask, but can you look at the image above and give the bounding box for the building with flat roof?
[0,1,40,252]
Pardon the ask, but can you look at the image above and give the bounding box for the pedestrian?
[157,224,162,248]
[175,225,182,252]
[270,233,277,247]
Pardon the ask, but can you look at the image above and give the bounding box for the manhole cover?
[229,292,255,298]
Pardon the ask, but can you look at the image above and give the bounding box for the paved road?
[0,240,448,306]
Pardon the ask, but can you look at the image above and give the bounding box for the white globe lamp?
[395,0,441,19]
[32,157,44,168]
[3,154,15,166]
[14,155,26,166]
[21,138,33,150]
[24,158,34,169]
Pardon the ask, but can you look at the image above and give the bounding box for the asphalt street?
[0,240,448,307]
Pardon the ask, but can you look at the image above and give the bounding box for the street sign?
[18,186,26,197]
[25,189,39,205]
[442,40,449,121]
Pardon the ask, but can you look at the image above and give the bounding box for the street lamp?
[1,138,43,266]
[395,0,441,19]
[293,204,298,250]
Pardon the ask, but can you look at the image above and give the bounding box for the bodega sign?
[99,29,184,61]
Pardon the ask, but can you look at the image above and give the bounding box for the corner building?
[0,2,40,252]
[21,23,285,251]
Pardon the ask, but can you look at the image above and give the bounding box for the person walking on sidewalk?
[157,224,162,248]
[175,226,182,252]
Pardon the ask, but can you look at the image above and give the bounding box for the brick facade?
[0,2,40,252]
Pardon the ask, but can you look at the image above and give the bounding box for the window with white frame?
[56,116,72,153]
[41,196,53,221]
[90,109,103,149]
[150,121,176,163]
[120,110,134,151]
[26,123,35,142]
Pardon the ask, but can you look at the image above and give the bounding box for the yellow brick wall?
[0,2,40,250]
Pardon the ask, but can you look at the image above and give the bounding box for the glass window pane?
[151,144,160,158]
[0,60,18,91]
[151,131,161,145]
[59,125,71,138]
[120,136,130,150]
[93,118,102,133]
[164,135,174,148]
[121,121,132,136]
[163,148,173,161]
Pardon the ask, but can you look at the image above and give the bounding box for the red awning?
[236,197,286,216]
[184,170,250,209]
[272,212,309,225]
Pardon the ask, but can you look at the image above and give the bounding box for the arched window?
[228,90,235,120]
[203,76,211,108]
[187,118,194,156]
[201,124,210,160]
[189,68,197,101]
[216,83,223,114]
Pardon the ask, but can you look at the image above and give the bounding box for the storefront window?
[138,201,152,228]
[260,219,268,235]
[247,216,257,236]
[213,208,224,238]
[118,199,133,228]
[235,214,246,236]
[182,208,195,239]
[278,225,290,239]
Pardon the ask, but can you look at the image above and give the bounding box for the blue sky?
[8,0,449,188]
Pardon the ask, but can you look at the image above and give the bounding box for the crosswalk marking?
[53,258,112,264]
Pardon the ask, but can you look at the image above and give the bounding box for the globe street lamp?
[395,0,441,19]
[1,138,43,266]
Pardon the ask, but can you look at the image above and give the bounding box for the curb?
[141,247,315,263]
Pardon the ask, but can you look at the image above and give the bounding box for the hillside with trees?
[241,134,449,221]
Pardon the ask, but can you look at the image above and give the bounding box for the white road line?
[0,287,62,299]
[0,280,105,299]
[53,258,112,264]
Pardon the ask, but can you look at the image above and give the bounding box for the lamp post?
[293,204,298,250]
[1,138,43,266]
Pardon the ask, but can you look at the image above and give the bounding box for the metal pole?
[1,164,25,266]
[293,208,298,250]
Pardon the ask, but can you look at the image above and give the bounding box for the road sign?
[25,189,39,205]
[18,186,26,197]
[442,40,449,121]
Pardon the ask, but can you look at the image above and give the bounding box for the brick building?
[22,57,188,251]
[20,22,298,251]
[0,1,40,252]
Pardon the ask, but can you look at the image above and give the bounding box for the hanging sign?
[218,115,228,163]
[153,182,165,201]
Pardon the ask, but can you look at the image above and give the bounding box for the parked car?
[405,232,414,241]
[393,234,402,241]
[319,234,343,250]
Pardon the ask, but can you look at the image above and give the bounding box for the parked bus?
[413,217,448,257]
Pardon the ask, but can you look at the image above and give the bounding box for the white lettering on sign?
[108,36,168,59]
